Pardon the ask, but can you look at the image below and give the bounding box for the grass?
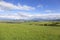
[0,22,60,40]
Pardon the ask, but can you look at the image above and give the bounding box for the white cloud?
[0,13,20,19]
[0,12,33,19]
[33,13,60,19]
[45,10,53,13]
[18,3,35,10]
[0,9,4,12]
[37,5,43,8]
[0,13,60,20]
[0,1,35,11]
[18,12,33,17]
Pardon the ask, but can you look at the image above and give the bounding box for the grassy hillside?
[0,22,60,40]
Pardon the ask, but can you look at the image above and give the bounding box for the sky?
[0,0,60,19]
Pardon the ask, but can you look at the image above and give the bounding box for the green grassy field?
[0,22,60,40]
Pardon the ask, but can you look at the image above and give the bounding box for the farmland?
[0,22,60,40]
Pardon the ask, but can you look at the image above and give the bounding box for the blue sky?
[0,0,60,19]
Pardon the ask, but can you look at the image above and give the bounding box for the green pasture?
[0,22,60,40]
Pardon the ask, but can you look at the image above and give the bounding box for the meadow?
[0,22,60,40]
